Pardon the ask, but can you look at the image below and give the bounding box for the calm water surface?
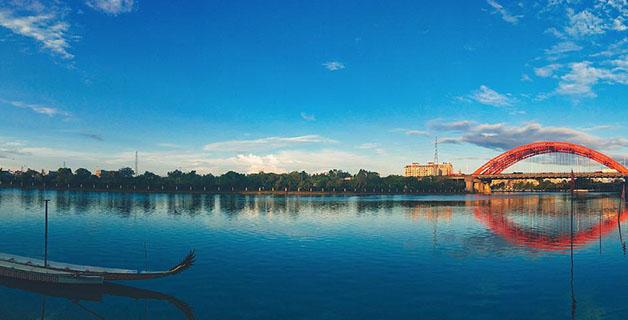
[0,189,626,319]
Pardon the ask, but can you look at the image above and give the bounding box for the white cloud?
[357,143,379,149]
[203,135,337,152]
[157,143,181,149]
[565,9,606,37]
[581,124,621,131]
[544,41,582,55]
[0,8,72,59]
[391,128,430,137]
[469,85,513,107]
[520,74,533,82]
[1,99,71,117]
[486,0,522,24]
[556,61,627,97]
[613,16,627,31]
[0,139,29,158]
[6,144,390,175]
[429,120,628,151]
[534,63,562,77]
[356,143,385,155]
[86,0,134,15]
[322,61,345,71]
[300,112,316,121]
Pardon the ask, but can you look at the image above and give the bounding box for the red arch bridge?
[447,141,628,199]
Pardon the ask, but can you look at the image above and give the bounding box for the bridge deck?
[476,172,626,180]
[446,172,626,180]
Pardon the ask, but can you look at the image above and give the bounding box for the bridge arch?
[472,141,628,175]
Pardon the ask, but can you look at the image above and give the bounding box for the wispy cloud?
[356,142,385,155]
[77,132,104,141]
[544,41,582,55]
[486,0,522,25]
[0,7,72,59]
[391,128,430,137]
[581,124,621,132]
[300,112,316,121]
[322,61,345,71]
[157,143,181,149]
[556,61,628,97]
[0,139,29,158]
[1,99,71,118]
[534,63,562,77]
[612,16,627,31]
[203,135,337,152]
[429,120,628,151]
[565,8,606,38]
[86,0,134,15]
[469,85,513,107]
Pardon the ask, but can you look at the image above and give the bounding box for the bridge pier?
[623,179,627,202]
[464,176,491,195]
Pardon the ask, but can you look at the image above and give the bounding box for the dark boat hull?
[0,250,195,284]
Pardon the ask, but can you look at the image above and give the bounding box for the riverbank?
[1,184,613,197]
[0,184,466,196]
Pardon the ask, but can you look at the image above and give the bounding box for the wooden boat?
[0,250,195,285]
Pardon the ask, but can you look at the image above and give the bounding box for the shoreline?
[0,185,598,196]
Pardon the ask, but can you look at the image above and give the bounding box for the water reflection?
[472,196,627,252]
[1,189,628,319]
[0,277,194,319]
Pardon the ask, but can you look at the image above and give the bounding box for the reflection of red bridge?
[474,201,628,252]
[453,142,628,198]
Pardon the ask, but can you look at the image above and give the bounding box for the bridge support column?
[482,181,492,195]
[623,179,628,202]
[465,176,491,195]
[464,176,475,193]
[474,180,491,195]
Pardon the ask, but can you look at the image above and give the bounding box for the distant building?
[403,162,454,177]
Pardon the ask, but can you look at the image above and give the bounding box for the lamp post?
[43,199,50,267]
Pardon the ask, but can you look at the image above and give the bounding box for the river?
[0,188,626,319]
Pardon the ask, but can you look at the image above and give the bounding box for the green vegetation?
[0,168,464,193]
[491,178,624,192]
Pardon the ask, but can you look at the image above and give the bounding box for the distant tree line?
[491,178,624,192]
[0,167,465,193]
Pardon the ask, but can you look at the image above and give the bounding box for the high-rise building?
[403,162,454,177]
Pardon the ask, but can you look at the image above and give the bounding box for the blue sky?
[0,0,627,175]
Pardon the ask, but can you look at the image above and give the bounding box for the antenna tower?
[434,136,439,164]
[134,151,138,176]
